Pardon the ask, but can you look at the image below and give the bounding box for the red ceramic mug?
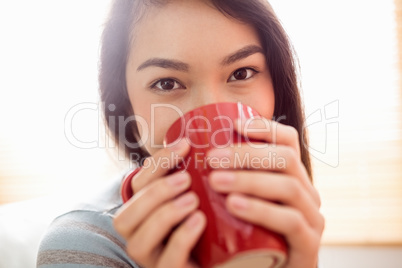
[163,102,287,268]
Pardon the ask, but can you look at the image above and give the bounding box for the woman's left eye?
[228,67,257,82]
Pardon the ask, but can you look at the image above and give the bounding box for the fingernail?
[167,138,188,151]
[174,193,197,207]
[186,212,203,228]
[207,148,231,158]
[210,171,235,187]
[228,195,249,210]
[167,172,189,186]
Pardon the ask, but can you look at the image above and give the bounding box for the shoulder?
[37,171,141,268]
[37,210,139,268]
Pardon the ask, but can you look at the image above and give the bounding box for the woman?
[37,0,324,267]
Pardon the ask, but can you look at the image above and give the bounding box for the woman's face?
[126,0,275,155]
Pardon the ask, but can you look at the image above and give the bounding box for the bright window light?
[0,0,401,245]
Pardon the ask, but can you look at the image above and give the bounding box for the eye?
[151,78,185,91]
[228,67,257,82]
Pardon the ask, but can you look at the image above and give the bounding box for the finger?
[133,138,191,192]
[114,171,191,239]
[157,211,206,268]
[207,143,302,176]
[226,194,323,253]
[209,170,323,228]
[126,192,200,267]
[206,144,319,204]
[235,117,301,157]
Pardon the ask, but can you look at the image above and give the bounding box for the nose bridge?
[192,83,222,107]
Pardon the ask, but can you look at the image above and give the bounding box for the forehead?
[128,0,261,66]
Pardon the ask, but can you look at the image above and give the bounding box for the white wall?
[319,246,402,268]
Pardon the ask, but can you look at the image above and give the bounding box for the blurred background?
[0,0,401,267]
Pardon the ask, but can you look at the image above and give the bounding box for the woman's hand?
[207,117,325,268]
[114,139,206,268]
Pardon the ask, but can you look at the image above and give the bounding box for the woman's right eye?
[151,78,185,91]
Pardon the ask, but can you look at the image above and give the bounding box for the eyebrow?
[137,58,190,72]
[221,45,265,66]
[136,45,264,72]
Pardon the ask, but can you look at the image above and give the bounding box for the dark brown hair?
[99,0,312,179]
